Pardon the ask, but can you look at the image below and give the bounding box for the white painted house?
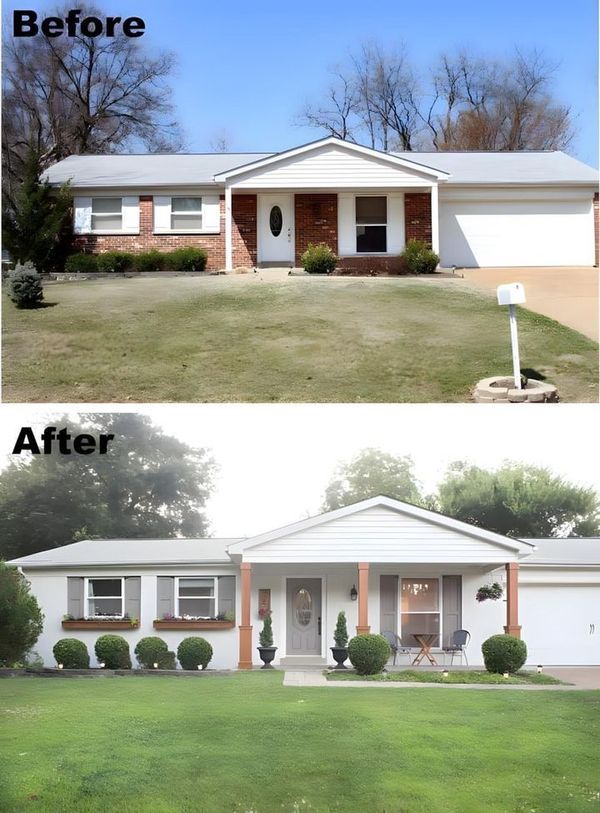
[9,497,600,669]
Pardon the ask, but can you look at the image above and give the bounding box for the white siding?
[231,144,436,189]
[244,506,519,564]
[338,192,405,256]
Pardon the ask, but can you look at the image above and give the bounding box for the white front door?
[258,194,294,264]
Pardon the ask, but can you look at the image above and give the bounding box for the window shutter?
[153,196,171,232]
[122,196,140,232]
[379,575,398,635]
[442,575,462,648]
[202,196,220,232]
[124,577,141,620]
[67,577,85,618]
[157,576,175,617]
[337,194,354,254]
[73,197,92,234]
[217,576,236,619]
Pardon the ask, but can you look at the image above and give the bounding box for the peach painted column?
[238,563,253,669]
[356,562,370,634]
[503,562,521,638]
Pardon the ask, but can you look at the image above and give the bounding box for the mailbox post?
[496,283,526,390]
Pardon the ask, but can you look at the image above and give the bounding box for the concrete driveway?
[459,267,598,341]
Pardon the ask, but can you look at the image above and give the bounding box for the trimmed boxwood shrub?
[301,242,338,274]
[348,634,390,675]
[94,634,132,669]
[133,250,166,273]
[157,650,176,670]
[7,262,44,309]
[400,239,439,274]
[134,636,168,668]
[53,638,89,669]
[177,637,213,670]
[164,247,208,273]
[64,253,98,274]
[482,634,527,674]
[96,251,135,273]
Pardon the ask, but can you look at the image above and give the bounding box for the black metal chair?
[381,630,412,666]
[442,629,471,666]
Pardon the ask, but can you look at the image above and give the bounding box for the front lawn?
[326,669,564,684]
[2,276,597,402]
[1,673,599,812]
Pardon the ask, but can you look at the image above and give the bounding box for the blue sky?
[6,0,598,165]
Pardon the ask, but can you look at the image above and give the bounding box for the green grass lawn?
[2,276,597,402]
[326,669,564,684]
[1,673,599,813]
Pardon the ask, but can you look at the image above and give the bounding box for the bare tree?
[300,70,359,141]
[209,130,232,152]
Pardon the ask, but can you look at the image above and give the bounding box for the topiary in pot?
[53,638,89,669]
[7,262,44,309]
[257,613,277,669]
[330,611,349,669]
[348,634,391,675]
[134,636,168,668]
[482,634,527,674]
[94,634,132,669]
[177,637,213,670]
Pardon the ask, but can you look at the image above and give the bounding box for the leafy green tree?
[0,414,217,560]
[435,462,600,538]
[0,562,44,665]
[2,145,71,271]
[322,448,422,511]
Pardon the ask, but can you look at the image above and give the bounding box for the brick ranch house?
[44,136,600,272]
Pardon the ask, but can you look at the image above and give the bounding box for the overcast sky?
[1,405,598,538]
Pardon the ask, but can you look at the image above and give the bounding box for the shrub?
[7,262,44,309]
[177,637,213,670]
[348,634,390,675]
[53,638,89,669]
[333,611,349,648]
[301,242,338,274]
[64,253,98,274]
[482,634,527,674]
[133,250,166,273]
[164,247,208,273]
[157,650,176,670]
[0,562,44,666]
[94,634,132,669]
[96,251,135,273]
[400,239,439,274]
[259,614,274,648]
[134,636,168,668]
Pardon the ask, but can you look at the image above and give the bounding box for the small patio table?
[412,633,439,666]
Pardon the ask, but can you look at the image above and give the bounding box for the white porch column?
[430,183,439,256]
[225,184,233,271]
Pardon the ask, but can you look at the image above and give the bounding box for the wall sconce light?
[350,584,358,601]
[536,665,543,673]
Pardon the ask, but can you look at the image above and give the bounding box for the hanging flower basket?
[476,582,504,602]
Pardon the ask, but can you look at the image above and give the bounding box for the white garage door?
[520,584,600,665]
[439,197,595,267]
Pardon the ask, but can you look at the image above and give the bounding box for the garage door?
[439,198,595,267]
[520,584,600,665]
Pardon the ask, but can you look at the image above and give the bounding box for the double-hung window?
[91,198,123,231]
[171,197,203,231]
[176,577,217,618]
[356,196,387,253]
[86,577,124,618]
[400,578,440,646]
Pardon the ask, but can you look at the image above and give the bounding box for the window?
[400,578,440,646]
[176,577,217,618]
[86,578,124,618]
[91,198,122,231]
[171,197,202,231]
[356,196,387,253]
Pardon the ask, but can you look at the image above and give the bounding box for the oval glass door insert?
[269,205,283,237]
[294,588,312,626]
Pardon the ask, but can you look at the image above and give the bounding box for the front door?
[286,578,322,655]
[258,194,294,264]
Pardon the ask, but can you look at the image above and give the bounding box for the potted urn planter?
[330,610,349,669]
[257,613,277,669]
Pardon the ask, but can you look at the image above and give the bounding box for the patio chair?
[381,630,412,666]
[442,629,471,666]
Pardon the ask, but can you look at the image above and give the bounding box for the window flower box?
[62,619,140,630]
[153,619,235,631]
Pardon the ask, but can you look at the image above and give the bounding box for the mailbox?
[496,283,526,306]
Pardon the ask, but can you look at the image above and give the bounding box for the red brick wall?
[594,192,599,267]
[294,194,338,264]
[336,256,405,274]
[404,192,432,246]
[232,195,257,267]
[71,196,226,270]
